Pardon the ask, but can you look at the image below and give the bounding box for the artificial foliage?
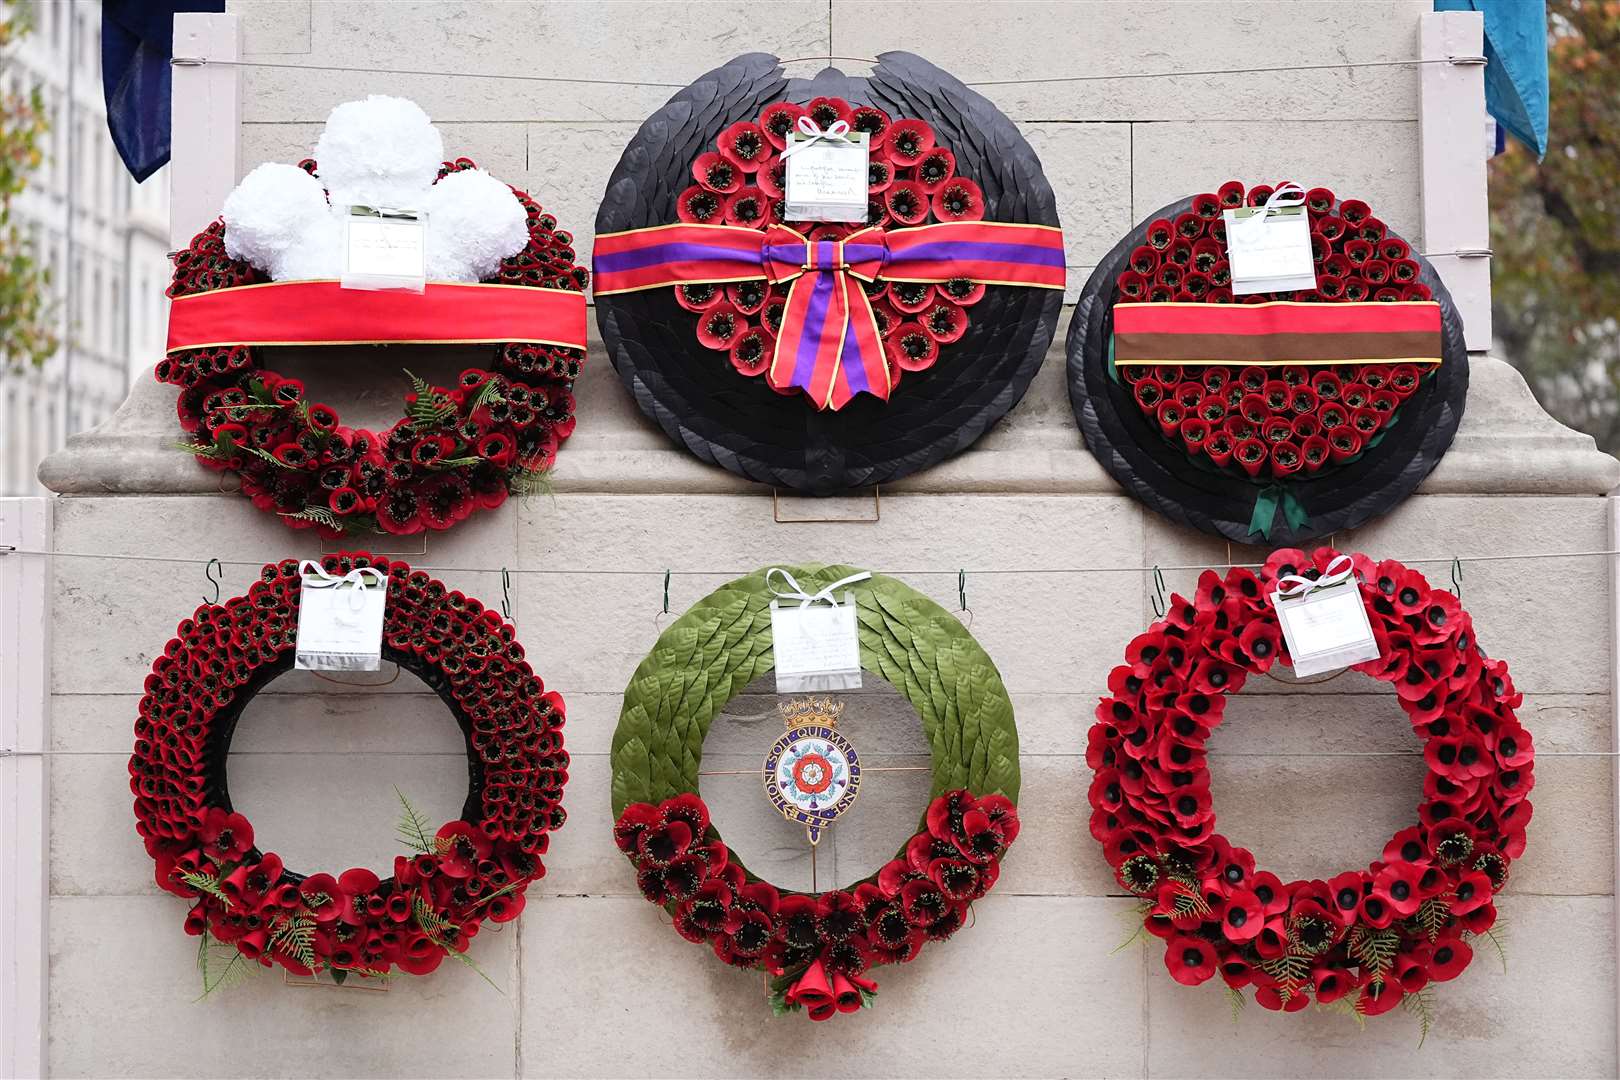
[609,564,1020,1020]
[156,155,587,536]
[1088,549,1531,1023]
[132,553,569,982]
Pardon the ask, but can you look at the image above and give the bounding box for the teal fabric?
[1436,0,1548,158]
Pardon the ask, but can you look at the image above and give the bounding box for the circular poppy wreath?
[1088,548,1532,1019]
[157,158,589,537]
[609,564,1021,1021]
[673,96,989,387]
[1068,182,1469,545]
[595,51,1063,493]
[132,552,569,981]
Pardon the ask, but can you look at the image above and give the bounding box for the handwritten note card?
[784,131,870,223]
[342,206,427,292]
[772,596,863,692]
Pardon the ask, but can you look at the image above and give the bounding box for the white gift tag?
[342,206,427,292]
[771,597,862,692]
[295,563,389,671]
[783,121,870,224]
[1270,575,1381,678]
[1223,184,1316,295]
[765,567,869,692]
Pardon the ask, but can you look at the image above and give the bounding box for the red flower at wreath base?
[614,788,1017,1022]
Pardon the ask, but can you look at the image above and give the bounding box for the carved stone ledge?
[40,310,1620,499]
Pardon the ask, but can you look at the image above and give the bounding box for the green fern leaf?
[174,439,230,461]
[1319,993,1368,1030]
[269,914,318,971]
[194,935,255,1000]
[1225,985,1246,1023]
[279,506,343,531]
[1402,985,1436,1048]
[175,868,232,908]
[1478,926,1509,974]
[508,464,555,500]
[403,369,457,430]
[243,444,295,470]
[473,877,527,910]
[1349,926,1400,987]
[394,786,436,854]
[470,378,506,412]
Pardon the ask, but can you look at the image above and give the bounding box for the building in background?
[0,0,170,495]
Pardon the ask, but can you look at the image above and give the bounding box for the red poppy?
[199,808,254,862]
[717,121,773,172]
[883,180,930,226]
[757,102,808,150]
[691,151,741,194]
[1165,934,1217,986]
[1370,861,1427,916]
[695,304,747,351]
[889,323,940,372]
[676,185,727,224]
[886,119,935,164]
[1427,936,1473,981]
[729,327,775,376]
[915,148,956,193]
[921,301,969,344]
[723,187,770,227]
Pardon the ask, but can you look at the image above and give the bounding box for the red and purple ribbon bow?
[593,220,1066,410]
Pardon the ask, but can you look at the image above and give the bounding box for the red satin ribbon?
[165,280,589,355]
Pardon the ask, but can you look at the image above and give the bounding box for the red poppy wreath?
[158,96,589,537]
[1068,180,1468,547]
[609,565,1021,1021]
[132,552,569,984]
[1088,548,1530,1021]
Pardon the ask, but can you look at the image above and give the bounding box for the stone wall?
[36,2,1620,1077]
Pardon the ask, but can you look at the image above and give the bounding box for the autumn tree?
[1489,0,1620,451]
[0,0,53,368]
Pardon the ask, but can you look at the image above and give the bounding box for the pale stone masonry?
[33,2,1620,1077]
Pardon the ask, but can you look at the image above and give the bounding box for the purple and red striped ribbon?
[593,220,1066,410]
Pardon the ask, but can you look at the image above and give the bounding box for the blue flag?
[101,1,226,183]
[1435,0,1549,159]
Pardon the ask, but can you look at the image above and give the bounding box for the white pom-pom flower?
[218,95,533,284]
[314,95,444,211]
[222,162,340,279]
[425,168,529,282]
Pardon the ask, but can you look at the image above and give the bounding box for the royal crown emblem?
[763,696,861,846]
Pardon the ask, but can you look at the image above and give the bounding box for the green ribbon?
[1248,484,1310,540]
[1107,333,1121,385]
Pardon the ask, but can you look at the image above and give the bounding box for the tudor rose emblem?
[763,697,861,846]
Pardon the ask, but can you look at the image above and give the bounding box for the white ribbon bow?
[780,116,855,159]
[1238,181,1307,233]
[299,560,389,614]
[1272,554,1356,601]
[765,566,872,608]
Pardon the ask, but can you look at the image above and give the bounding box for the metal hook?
[1149,565,1167,618]
[202,558,223,605]
[500,567,514,623]
[654,569,673,632]
[1450,556,1463,599]
[956,569,973,627]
